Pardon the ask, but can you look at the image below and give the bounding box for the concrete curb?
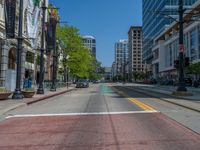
[0,88,77,116]
[0,103,26,116]
[161,98,200,113]
[136,85,198,101]
[112,85,200,112]
[27,88,77,105]
[126,86,200,113]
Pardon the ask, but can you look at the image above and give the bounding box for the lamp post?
[50,39,57,91]
[49,17,58,91]
[176,0,187,92]
[37,0,46,94]
[12,0,24,99]
[44,5,58,91]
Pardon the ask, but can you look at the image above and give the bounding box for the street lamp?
[37,0,47,94]
[47,10,58,91]
[12,0,24,99]
[50,39,58,91]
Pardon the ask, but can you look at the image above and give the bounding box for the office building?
[82,35,96,58]
[152,0,200,79]
[142,0,197,63]
[114,39,128,77]
[128,26,144,79]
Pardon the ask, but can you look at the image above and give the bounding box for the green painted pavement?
[100,84,114,94]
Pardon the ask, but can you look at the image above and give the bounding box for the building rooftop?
[82,35,95,39]
[118,39,128,43]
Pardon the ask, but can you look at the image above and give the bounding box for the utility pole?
[12,0,24,99]
[176,0,187,92]
[37,0,46,94]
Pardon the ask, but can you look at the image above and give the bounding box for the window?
[190,29,198,61]
[169,44,172,66]
[0,42,2,78]
[26,51,34,63]
[8,48,16,70]
[198,26,200,59]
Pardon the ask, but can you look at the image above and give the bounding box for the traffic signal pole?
[176,0,187,92]
[172,0,193,96]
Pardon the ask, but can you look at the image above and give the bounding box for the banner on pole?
[46,17,57,51]
[4,0,16,38]
[26,0,41,48]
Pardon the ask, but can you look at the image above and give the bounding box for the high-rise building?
[128,26,144,79]
[82,35,96,58]
[114,39,128,77]
[142,0,197,63]
[111,62,116,77]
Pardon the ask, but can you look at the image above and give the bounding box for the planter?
[0,92,12,100]
[22,91,35,98]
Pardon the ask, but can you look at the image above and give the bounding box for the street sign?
[4,0,16,38]
[179,44,185,53]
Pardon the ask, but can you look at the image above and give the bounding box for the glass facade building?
[114,40,128,76]
[142,0,197,62]
[82,36,96,58]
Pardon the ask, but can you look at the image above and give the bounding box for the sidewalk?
[114,83,200,112]
[0,86,76,116]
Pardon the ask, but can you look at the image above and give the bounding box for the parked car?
[185,78,192,86]
[192,79,200,88]
[150,79,157,84]
[76,79,89,88]
[160,79,174,86]
[93,80,100,84]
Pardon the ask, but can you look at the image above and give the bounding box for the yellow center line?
[110,86,156,111]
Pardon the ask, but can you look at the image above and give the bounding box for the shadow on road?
[112,86,200,102]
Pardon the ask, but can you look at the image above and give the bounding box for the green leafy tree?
[132,72,139,82]
[186,62,200,79]
[33,0,40,6]
[57,24,94,79]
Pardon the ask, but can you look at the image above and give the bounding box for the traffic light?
[185,57,190,67]
[174,60,179,69]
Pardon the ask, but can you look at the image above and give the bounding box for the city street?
[0,83,199,149]
[1,0,200,149]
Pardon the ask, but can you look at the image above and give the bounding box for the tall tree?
[57,25,92,79]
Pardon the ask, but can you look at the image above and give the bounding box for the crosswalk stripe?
[6,111,159,118]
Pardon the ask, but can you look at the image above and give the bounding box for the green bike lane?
[0,84,199,150]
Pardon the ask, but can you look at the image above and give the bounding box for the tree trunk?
[64,66,67,82]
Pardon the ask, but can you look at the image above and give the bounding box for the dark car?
[93,80,100,84]
[76,79,89,88]
[185,78,192,86]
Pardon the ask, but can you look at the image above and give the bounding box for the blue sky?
[49,0,142,67]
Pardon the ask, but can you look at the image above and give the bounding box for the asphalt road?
[113,83,200,134]
[0,83,200,150]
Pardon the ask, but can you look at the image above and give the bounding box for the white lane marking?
[6,110,159,118]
